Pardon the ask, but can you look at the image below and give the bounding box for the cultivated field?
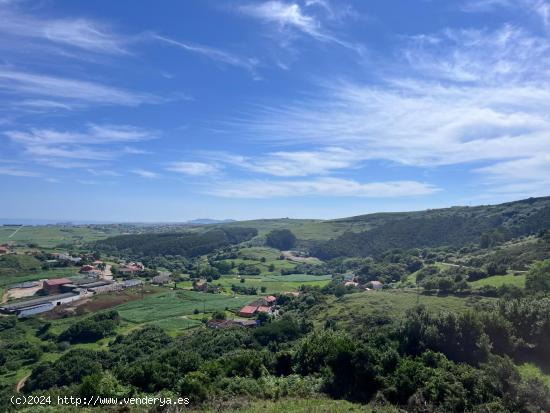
[115,290,259,332]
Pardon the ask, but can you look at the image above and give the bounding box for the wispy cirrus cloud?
[0,166,41,177]
[224,25,550,198]
[0,68,157,108]
[5,124,156,166]
[0,3,130,55]
[461,0,550,28]
[208,178,439,198]
[153,34,260,79]
[205,147,360,177]
[132,169,159,179]
[166,161,219,176]
[238,1,363,53]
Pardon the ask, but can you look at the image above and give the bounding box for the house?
[80,265,95,273]
[0,245,9,255]
[193,280,208,292]
[52,253,81,263]
[343,273,355,282]
[152,274,171,285]
[344,281,359,288]
[238,305,258,318]
[119,262,145,276]
[43,278,72,294]
[257,306,272,314]
[265,295,277,305]
[368,280,383,290]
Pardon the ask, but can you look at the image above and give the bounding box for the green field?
[0,267,82,289]
[210,274,331,294]
[316,290,492,326]
[115,290,259,332]
[470,273,526,289]
[0,225,113,248]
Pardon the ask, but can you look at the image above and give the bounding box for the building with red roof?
[238,305,258,318]
[265,296,277,305]
[43,278,72,294]
[257,306,271,314]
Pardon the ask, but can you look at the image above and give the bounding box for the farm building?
[80,265,95,273]
[0,245,10,255]
[265,295,277,305]
[193,280,208,291]
[238,305,258,317]
[122,279,143,288]
[118,262,144,275]
[89,283,122,294]
[152,274,171,285]
[77,280,121,294]
[0,292,82,317]
[43,278,72,293]
[368,280,383,290]
[52,253,81,263]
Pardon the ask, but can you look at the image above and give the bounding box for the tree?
[526,260,550,294]
[265,229,297,250]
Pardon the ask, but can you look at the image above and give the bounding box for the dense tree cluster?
[92,227,258,259]
[58,311,120,344]
[265,229,297,251]
[311,202,550,260]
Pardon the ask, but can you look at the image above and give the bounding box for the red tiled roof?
[257,306,271,313]
[266,295,277,302]
[239,305,258,315]
[44,278,72,286]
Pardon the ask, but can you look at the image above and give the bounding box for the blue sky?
[1,0,550,222]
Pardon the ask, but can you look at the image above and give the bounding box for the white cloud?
[208,178,439,198]
[206,147,360,176]
[0,166,41,177]
[0,5,129,55]
[166,161,219,176]
[225,25,550,198]
[5,124,155,164]
[0,68,157,108]
[462,0,550,28]
[238,1,363,52]
[131,169,159,179]
[153,34,260,78]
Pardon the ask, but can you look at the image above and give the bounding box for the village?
[0,246,300,328]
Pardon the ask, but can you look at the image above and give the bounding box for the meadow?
[0,225,112,248]
[195,274,332,295]
[115,290,259,332]
[469,273,527,289]
[0,267,82,290]
[315,290,493,327]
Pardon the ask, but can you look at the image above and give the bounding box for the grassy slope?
[315,290,491,326]
[470,273,527,289]
[115,290,259,332]
[212,274,331,294]
[0,226,117,248]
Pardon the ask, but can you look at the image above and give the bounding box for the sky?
[1,0,550,222]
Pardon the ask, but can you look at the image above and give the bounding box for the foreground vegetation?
[1,196,550,412]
